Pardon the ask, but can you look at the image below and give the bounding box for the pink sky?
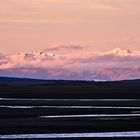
[0,0,140,54]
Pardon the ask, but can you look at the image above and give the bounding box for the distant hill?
[0,76,96,87]
[121,79,140,83]
[0,76,140,84]
[0,76,39,81]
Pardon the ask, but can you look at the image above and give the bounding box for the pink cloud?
[47,45,84,52]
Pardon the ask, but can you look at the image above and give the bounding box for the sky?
[0,0,140,54]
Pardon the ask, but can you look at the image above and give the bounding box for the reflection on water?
[1,131,140,139]
[0,98,139,101]
[40,114,140,118]
[1,105,140,109]
[1,98,140,139]
[0,105,33,109]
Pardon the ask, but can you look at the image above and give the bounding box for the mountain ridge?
[0,48,140,81]
[0,76,140,82]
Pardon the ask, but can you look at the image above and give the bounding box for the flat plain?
[0,78,140,139]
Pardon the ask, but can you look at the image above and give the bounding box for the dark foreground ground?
[0,77,140,139]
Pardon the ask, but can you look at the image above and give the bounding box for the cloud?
[47,45,84,52]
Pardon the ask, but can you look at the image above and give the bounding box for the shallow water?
[0,105,33,109]
[1,105,140,109]
[40,113,140,118]
[0,105,94,109]
[1,98,140,138]
[0,98,139,101]
[1,131,140,139]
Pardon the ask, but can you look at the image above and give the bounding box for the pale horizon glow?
[0,0,140,54]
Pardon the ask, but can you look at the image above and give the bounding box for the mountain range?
[0,47,140,81]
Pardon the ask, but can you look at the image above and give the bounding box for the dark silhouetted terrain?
[0,77,140,139]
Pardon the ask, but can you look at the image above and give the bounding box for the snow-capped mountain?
[108,48,132,56]
[107,48,140,56]
[0,48,140,81]
[11,51,56,60]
